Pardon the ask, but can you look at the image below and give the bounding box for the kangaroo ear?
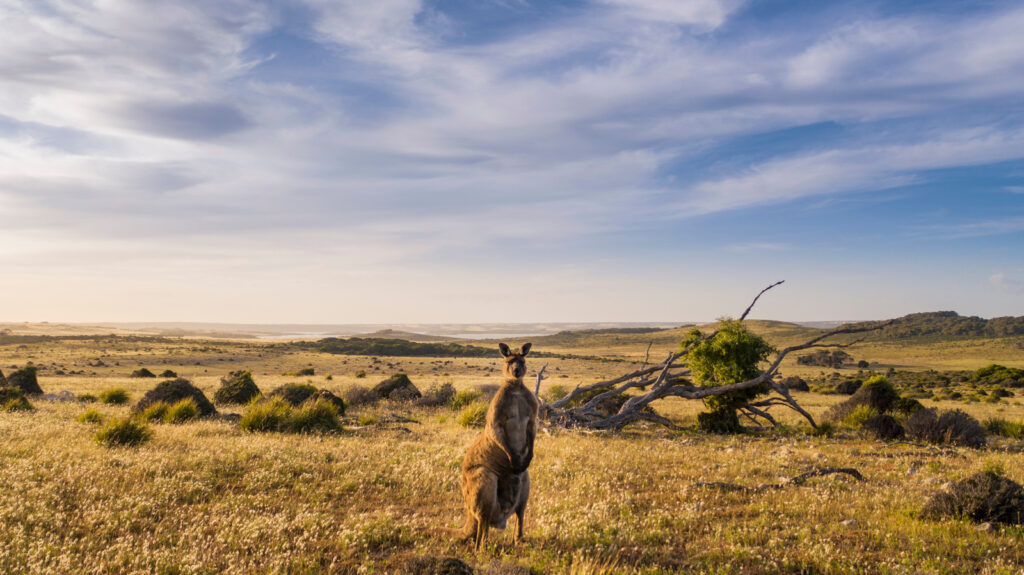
[498,342,511,357]
[520,343,532,356]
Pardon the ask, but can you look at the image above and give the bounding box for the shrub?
[984,417,1024,440]
[450,388,483,410]
[893,396,925,416]
[215,370,261,405]
[140,402,170,422]
[697,408,743,434]
[78,393,98,403]
[834,379,862,395]
[862,414,905,440]
[371,373,421,401]
[416,382,456,407]
[100,388,130,405]
[857,360,870,368]
[134,379,216,417]
[3,395,34,412]
[683,319,774,434]
[159,370,178,378]
[95,418,152,447]
[77,408,104,424]
[851,376,899,412]
[781,376,810,392]
[544,384,569,402]
[456,402,488,427]
[906,408,987,448]
[297,367,315,376]
[922,471,1024,524]
[843,405,878,427]
[7,366,43,395]
[355,370,367,378]
[359,414,379,426]
[164,398,200,424]
[130,368,156,378]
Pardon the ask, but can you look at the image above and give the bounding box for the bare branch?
[738,280,785,321]
[694,467,865,492]
[534,363,548,398]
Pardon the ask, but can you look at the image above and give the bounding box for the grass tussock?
[99,388,130,405]
[214,370,261,405]
[77,408,104,424]
[239,398,342,434]
[984,417,1024,439]
[449,388,483,410]
[95,417,152,448]
[456,402,488,427]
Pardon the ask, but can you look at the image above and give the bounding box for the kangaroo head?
[498,342,531,381]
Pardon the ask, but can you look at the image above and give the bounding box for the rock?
[39,390,77,403]
[975,522,995,532]
[215,370,262,405]
[371,373,421,400]
[307,389,346,415]
[923,471,1024,525]
[840,519,858,527]
[133,378,217,417]
[6,366,43,395]
[268,383,318,406]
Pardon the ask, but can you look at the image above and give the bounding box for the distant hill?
[353,329,457,343]
[853,312,1024,340]
[314,337,493,357]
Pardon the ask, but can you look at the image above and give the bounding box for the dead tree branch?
[541,281,893,431]
[694,467,865,492]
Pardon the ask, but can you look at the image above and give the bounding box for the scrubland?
[1,329,1023,574]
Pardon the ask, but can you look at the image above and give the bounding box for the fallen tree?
[537,281,892,431]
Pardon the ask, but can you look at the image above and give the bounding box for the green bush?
[239,398,291,432]
[77,408,104,424]
[450,389,483,410]
[159,370,178,378]
[893,396,925,415]
[140,402,170,422]
[697,408,743,434]
[7,366,43,395]
[456,402,488,427]
[268,382,318,406]
[99,388,130,405]
[354,370,367,378]
[130,368,156,378]
[164,398,200,424]
[843,405,878,427]
[543,384,569,403]
[95,418,152,447]
[416,382,456,407]
[78,393,98,403]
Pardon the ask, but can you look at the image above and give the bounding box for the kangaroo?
[459,342,539,550]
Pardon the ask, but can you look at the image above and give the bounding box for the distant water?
[449,332,543,340]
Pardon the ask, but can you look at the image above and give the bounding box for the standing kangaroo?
[459,342,539,550]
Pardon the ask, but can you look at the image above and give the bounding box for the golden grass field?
[1,324,1024,574]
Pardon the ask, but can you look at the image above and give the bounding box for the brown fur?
[459,343,539,550]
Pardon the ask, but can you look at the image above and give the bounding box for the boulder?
[923,471,1024,524]
[215,370,262,405]
[133,378,216,417]
[268,383,317,406]
[7,366,43,395]
[372,373,421,400]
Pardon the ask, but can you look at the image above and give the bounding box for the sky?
[1,0,1023,324]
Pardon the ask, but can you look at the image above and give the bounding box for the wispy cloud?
[990,271,1024,295]
[1,0,1023,320]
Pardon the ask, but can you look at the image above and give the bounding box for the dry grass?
[1,333,1023,573]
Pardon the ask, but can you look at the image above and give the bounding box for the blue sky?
[0,0,1022,323]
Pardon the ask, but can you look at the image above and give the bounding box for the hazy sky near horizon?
[1,0,1023,323]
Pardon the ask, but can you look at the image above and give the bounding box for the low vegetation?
[94,417,152,447]
[99,388,130,405]
[238,397,342,434]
